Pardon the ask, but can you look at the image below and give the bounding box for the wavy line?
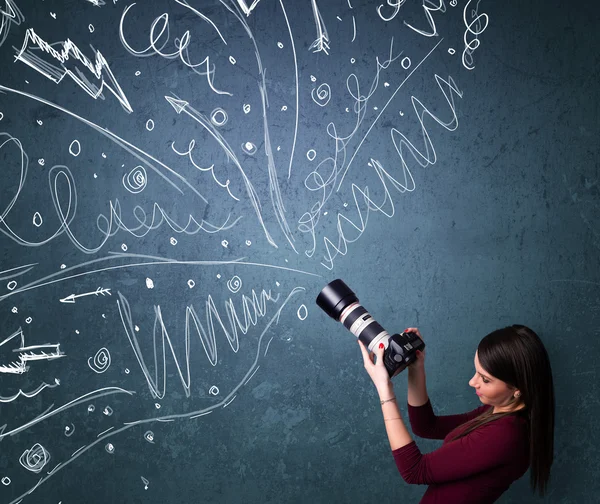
[0,379,60,403]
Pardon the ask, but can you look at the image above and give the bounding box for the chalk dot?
[187,279,195,289]
[125,368,130,374]
[170,237,178,245]
[93,173,97,178]
[146,278,154,289]
[105,443,115,454]
[2,477,11,486]
[0,112,3,121]
[245,240,251,246]
[25,317,32,324]
[209,386,219,395]
[134,325,139,332]
[210,108,228,127]
[401,57,411,69]
[277,42,284,48]
[243,104,251,114]
[306,149,316,161]
[37,119,43,125]
[155,403,161,409]
[87,404,95,413]
[69,140,81,157]
[102,313,106,319]
[103,406,113,416]
[33,212,43,227]
[384,82,390,87]
[310,75,317,82]
[241,142,257,155]
[448,47,456,55]
[135,70,141,76]
[275,282,280,287]
[7,280,17,291]
[217,274,222,279]
[297,304,308,320]
[146,119,155,131]
[75,330,80,334]
[144,431,155,443]
[281,105,288,111]
[101,152,106,158]
[121,243,128,251]
[229,55,236,64]
[11,307,17,313]
[324,211,328,216]
[350,58,356,64]
[373,106,378,110]
[345,108,349,112]
[221,240,228,249]
[277,146,281,151]
[38,158,45,166]
[343,202,348,207]
[399,111,404,116]
[89,24,95,33]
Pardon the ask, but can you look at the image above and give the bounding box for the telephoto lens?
[316,279,425,377]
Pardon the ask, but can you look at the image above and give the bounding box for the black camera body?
[316,279,425,377]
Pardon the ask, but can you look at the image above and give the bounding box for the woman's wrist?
[376,381,394,399]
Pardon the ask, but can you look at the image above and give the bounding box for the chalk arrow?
[165,96,188,114]
[237,0,262,17]
[60,287,111,304]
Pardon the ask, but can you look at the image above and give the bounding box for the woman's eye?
[482,378,490,384]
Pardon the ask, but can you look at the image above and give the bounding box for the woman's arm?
[407,366,429,407]
[376,381,415,451]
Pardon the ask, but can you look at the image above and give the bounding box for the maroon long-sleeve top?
[392,399,530,504]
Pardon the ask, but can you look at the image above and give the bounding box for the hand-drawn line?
[311,83,332,107]
[0,253,319,303]
[165,95,277,247]
[0,378,60,403]
[279,0,299,180]
[117,282,282,398]
[217,0,298,254]
[14,28,133,113]
[351,15,356,42]
[84,0,106,6]
[6,287,305,504]
[120,4,230,96]
[236,0,262,16]
[377,0,443,37]
[320,75,462,269]
[60,287,111,304]
[0,0,25,48]
[170,139,240,201]
[336,38,443,190]
[122,166,147,193]
[174,0,227,46]
[0,263,37,282]
[88,347,111,373]
[309,0,330,55]
[0,88,208,204]
[0,387,135,441]
[462,0,488,70]
[19,444,51,473]
[0,328,64,375]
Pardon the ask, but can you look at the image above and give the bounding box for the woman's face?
[469,351,521,413]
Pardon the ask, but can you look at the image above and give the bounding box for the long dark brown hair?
[448,325,555,496]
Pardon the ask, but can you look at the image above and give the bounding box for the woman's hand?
[357,339,393,393]
[405,327,426,371]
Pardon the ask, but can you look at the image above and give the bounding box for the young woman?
[358,324,555,503]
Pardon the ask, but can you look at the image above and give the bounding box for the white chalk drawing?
[88,347,111,373]
[462,0,488,70]
[19,443,51,473]
[69,140,81,156]
[0,328,65,374]
[15,28,133,112]
[311,83,331,107]
[236,0,262,17]
[144,431,155,443]
[297,304,308,320]
[122,166,148,193]
[210,107,229,127]
[64,423,75,437]
[1,477,10,486]
[60,287,111,304]
[226,275,242,293]
[0,378,60,403]
[141,476,150,490]
[309,0,329,55]
[0,0,24,48]
[32,212,43,227]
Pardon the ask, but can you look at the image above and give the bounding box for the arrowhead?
[60,294,76,304]
[165,96,189,114]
